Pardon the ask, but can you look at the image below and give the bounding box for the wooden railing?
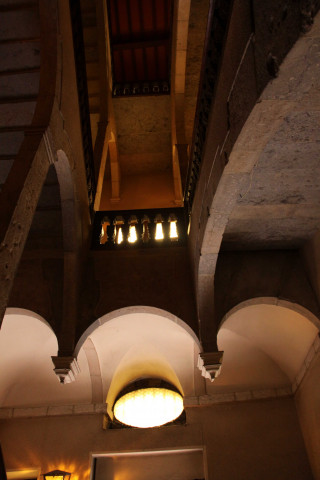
[185,0,233,212]
[69,0,96,216]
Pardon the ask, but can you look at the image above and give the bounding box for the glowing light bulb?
[155,222,164,240]
[128,225,137,243]
[117,227,123,244]
[169,221,178,240]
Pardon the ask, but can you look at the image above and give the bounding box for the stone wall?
[0,396,312,480]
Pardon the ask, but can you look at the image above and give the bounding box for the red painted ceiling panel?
[107,0,172,92]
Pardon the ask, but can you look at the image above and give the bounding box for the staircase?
[0,0,41,191]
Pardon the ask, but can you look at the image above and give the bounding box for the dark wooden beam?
[0,155,17,161]
[112,36,170,51]
[120,48,126,83]
[132,47,138,80]
[138,0,144,32]
[113,0,121,38]
[36,205,61,212]
[0,2,37,13]
[0,125,28,133]
[0,94,37,104]
[0,66,40,76]
[151,0,157,31]
[0,36,40,44]
[126,0,133,35]
[87,74,99,81]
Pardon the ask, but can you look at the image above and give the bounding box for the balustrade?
[92,208,186,249]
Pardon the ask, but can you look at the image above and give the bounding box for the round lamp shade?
[114,386,184,428]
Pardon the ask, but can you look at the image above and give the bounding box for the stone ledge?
[0,403,107,419]
[184,386,292,406]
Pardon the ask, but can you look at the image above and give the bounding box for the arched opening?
[208,298,319,396]
[75,307,202,419]
[0,308,92,408]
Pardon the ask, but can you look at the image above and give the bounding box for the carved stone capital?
[198,351,224,381]
[51,356,80,384]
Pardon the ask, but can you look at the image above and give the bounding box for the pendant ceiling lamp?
[42,470,71,480]
[113,380,184,428]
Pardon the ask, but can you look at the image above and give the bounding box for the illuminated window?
[168,213,178,240]
[128,225,137,243]
[128,215,138,243]
[154,214,164,240]
[113,216,124,244]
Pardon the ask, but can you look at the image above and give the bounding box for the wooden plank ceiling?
[107,0,173,96]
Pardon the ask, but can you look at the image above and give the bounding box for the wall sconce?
[141,215,150,243]
[128,215,138,243]
[113,379,184,428]
[113,216,124,244]
[168,213,178,240]
[154,214,164,240]
[42,470,71,480]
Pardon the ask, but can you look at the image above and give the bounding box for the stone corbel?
[51,356,80,384]
[198,351,224,381]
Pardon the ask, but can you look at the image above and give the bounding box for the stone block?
[13,407,47,418]
[73,404,95,414]
[183,396,199,407]
[47,405,74,416]
[252,389,275,399]
[94,403,108,413]
[235,391,252,402]
[0,408,13,419]
[276,386,293,397]
[210,393,235,404]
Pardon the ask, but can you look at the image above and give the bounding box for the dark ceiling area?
[107,0,173,96]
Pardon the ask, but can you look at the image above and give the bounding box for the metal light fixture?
[100,216,110,245]
[42,470,71,480]
[113,380,184,428]
[141,215,150,243]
